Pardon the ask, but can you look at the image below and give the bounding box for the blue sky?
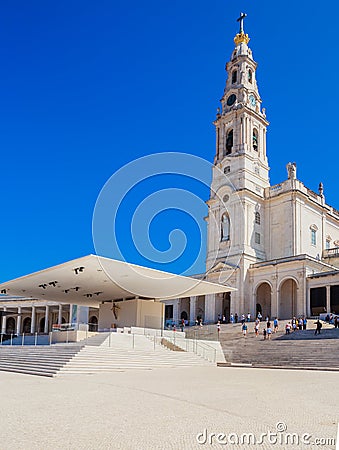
[0,1,338,282]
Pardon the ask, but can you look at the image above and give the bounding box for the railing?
[51,322,89,332]
[269,183,282,193]
[306,188,319,200]
[323,248,339,258]
[106,328,217,363]
[153,333,217,363]
[0,332,53,346]
[332,207,339,217]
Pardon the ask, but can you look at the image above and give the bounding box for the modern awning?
[0,255,236,307]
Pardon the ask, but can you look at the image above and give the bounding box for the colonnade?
[0,304,70,335]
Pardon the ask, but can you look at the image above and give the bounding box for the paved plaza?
[1,366,338,449]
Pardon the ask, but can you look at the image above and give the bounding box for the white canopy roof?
[0,255,235,308]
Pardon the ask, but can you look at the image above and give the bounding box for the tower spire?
[234,12,250,45]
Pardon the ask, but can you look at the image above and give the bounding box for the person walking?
[314,319,322,335]
[303,317,307,330]
[273,317,279,333]
[217,321,221,339]
[267,325,272,340]
[298,318,303,331]
[235,313,238,324]
[263,328,267,340]
[242,322,248,337]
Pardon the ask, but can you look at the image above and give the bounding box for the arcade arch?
[256,282,271,319]
[279,278,298,319]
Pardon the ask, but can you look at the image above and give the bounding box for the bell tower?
[213,12,269,194]
[206,13,269,279]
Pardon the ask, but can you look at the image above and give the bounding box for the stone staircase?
[0,345,83,377]
[0,332,211,377]
[58,332,211,375]
[217,321,339,371]
[185,325,218,341]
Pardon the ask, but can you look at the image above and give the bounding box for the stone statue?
[286,162,297,180]
[318,182,324,197]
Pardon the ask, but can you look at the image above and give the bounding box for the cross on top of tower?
[234,12,250,46]
[237,12,247,34]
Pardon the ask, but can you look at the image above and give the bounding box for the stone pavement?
[0,365,338,449]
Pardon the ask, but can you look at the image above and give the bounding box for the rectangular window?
[311,229,317,246]
[255,232,260,244]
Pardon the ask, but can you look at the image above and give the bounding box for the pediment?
[208,261,237,273]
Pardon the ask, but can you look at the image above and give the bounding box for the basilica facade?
[163,16,339,324]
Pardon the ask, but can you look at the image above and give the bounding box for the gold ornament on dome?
[234,32,250,45]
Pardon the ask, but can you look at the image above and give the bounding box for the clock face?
[227,94,236,106]
[249,94,256,106]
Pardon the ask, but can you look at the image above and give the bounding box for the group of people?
[325,314,339,328]
[228,312,252,324]
[285,317,308,334]
[241,315,279,339]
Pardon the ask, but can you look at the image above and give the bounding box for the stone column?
[16,307,22,335]
[306,287,311,318]
[189,296,197,325]
[44,305,49,333]
[30,306,36,334]
[204,294,216,324]
[1,307,7,334]
[69,304,73,324]
[172,299,180,324]
[58,304,63,325]
[326,285,331,313]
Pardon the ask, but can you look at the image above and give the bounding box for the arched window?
[6,317,15,334]
[248,69,253,83]
[23,317,31,333]
[255,212,261,225]
[225,129,233,155]
[88,315,98,332]
[311,230,317,246]
[253,128,258,151]
[232,70,237,84]
[310,224,318,246]
[221,213,230,241]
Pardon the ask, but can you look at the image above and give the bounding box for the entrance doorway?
[279,279,298,319]
[6,317,15,334]
[310,287,326,316]
[39,318,45,333]
[222,292,231,322]
[88,316,98,332]
[23,317,31,333]
[180,311,188,321]
[165,305,173,326]
[330,285,339,314]
[256,282,271,319]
